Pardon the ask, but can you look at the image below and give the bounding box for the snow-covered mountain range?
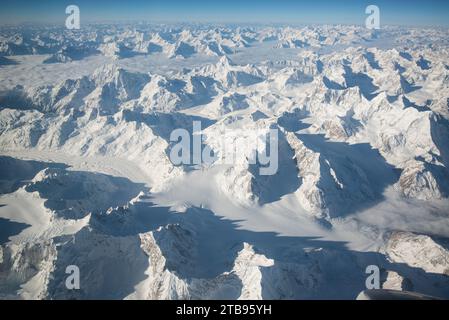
[1,23,449,299]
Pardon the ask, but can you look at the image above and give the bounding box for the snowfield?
[1,23,449,299]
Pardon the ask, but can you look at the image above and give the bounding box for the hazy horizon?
[1,0,449,27]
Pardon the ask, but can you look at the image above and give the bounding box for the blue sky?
[1,0,448,26]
